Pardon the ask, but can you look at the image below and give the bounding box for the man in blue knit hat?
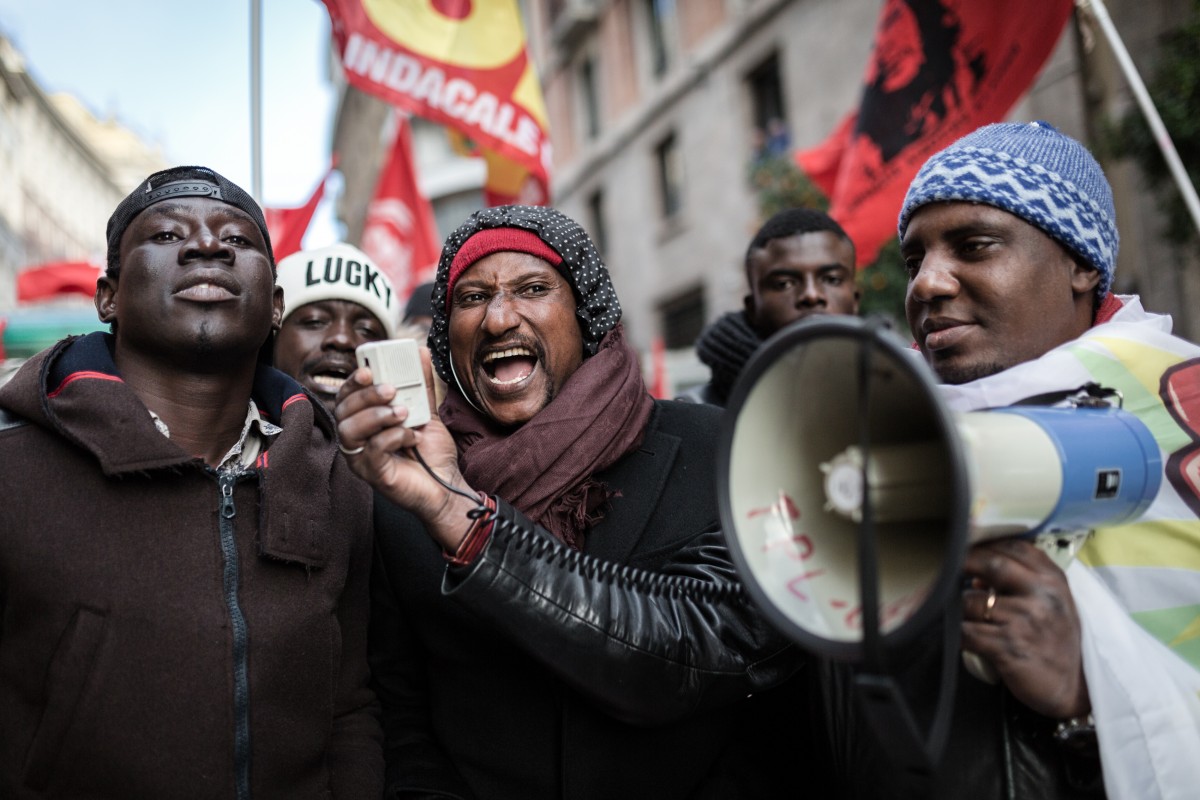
[898,121,1121,386]
[816,123,1200,799]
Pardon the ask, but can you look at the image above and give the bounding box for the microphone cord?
[407,444,745,602]
[408,445,490,521]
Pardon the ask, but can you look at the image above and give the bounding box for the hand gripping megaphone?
[716,316,1161,770]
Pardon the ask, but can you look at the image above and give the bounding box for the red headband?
[445,227,564,311]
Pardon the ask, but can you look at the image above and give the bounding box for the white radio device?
[355,339,431,428]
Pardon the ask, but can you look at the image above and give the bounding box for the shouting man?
[335,205,796,799]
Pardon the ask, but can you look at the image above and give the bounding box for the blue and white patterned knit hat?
[898,122,1118,297]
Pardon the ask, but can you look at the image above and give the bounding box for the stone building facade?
[0,36,164,313]
[524,0,1197,357]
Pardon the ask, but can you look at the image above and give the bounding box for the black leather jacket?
[370,400,811,799]
[445,499,799,724]
[812,626,1105,799]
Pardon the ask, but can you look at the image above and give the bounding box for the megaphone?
[717,316,1161,663]
[717,316,1162,772]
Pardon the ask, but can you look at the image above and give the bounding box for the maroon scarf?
[439,324,654,549]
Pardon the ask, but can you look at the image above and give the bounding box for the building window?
[579,56,601,140]
[587,189,608,257]
[746,53,789,158]
[646,0,673,76]
[659,286,706,350]
[655,132,683,219]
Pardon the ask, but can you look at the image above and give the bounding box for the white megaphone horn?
[717,316,1162,663]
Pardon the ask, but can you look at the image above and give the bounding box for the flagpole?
[1076,0,1200,239]
[250,0,264,204]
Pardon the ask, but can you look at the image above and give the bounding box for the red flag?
[446,129,548,206]
[264,166,332,261]
[795,0,1074,265]
[360,115,443,302]
[649,336,668,400]
[17,261,102,303]
[322,0,550,205]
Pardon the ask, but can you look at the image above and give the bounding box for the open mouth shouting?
[446,250,586,426]
[481,345,539,388]
[305,359,356,398]
[464,338,560,427]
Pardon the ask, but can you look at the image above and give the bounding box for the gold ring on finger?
[984,587,997,623]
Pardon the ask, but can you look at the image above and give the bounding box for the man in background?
[681,207,859,405]
[274,242,400,411]
[402,279,436,336]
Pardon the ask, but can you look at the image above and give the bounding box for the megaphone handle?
[961,530,1089,684]
[855,329,884,670]
[852,603,962,775]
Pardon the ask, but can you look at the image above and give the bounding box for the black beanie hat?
[105,165,275,276]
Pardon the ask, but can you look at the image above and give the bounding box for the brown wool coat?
[0,334,382,799]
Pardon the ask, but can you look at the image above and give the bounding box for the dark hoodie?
[677,311,763,407]
[0,333,381,799]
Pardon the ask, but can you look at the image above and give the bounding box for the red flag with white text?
[322,0,550,205]
[360,115,443,303]
[795,0,1074,265]
[264,165,333,261]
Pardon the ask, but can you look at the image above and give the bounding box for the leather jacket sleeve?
[441,498,801,727]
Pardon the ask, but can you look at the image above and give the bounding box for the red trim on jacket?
[47,371,123,398]
[282,393,308,410]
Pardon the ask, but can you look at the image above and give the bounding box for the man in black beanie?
[335,204,801,799]
[402,279,437,335]
[0,166,382,798]
[681,207,860,406]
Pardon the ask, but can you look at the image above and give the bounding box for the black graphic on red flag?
[796,0,1074,265]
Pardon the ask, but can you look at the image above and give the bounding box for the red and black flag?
[796,0,1075,265]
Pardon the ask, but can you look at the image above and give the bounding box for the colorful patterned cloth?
[939,295,1200,799]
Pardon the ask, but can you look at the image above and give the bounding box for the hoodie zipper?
[218,471,253,800]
